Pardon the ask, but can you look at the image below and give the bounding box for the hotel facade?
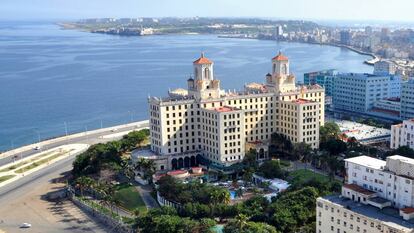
[146,52,325,171]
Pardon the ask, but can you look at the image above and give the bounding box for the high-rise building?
[332,73,401,113]
[401,79,414,120]
[391,119,414,149]
[146,52,324,171]
[317,155,414,233]
[340,30,352,45]
[275,25,283,38]
[303,69,338,96]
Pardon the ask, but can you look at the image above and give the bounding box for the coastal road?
[0,155,109,233]
[0,120,150,232]
[0,120,149,167]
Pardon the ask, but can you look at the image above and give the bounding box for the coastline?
[57,23,379,65]
[218,35,379,66]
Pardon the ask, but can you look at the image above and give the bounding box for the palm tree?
[235,188,244,199]
[75,176,94,196]
[234,214,249,231]
[218,189,231,204]
[135,158,156,183]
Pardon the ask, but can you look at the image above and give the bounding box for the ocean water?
[0,21,373,151]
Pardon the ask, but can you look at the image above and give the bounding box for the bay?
[0,21,372,151]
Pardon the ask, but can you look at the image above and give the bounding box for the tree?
[224,215,278,233]
[385,146,414,159]
[320,122,341,143]
[270,133,293,157]
[135,158,156,183]
[234,214,249,231]
[268,187,319,233]
[347,136,359,150]
[320,138,347,155]
[292,142,312,161]
[257,160,287,179]
[75,176,95,196]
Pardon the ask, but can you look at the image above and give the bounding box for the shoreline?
[218,35,379,66]
[58,23,379,65]
[0,120,149,157]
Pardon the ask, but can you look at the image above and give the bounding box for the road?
[0,121,149,167]
[0,120,150,233]
[0,155,109,233]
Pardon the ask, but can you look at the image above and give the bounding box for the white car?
[20,223,31,228]
[34,146,41,150]
[111,128,118,132]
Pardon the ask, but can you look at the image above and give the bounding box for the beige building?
[147,52,324,171]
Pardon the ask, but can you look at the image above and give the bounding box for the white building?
[317,155,414,233]
[332,73,401,113]
[391,119,414,149]
[401,80,414,120]
[145,52,324,172]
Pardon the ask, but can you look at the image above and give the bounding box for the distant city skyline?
[2,0,414,23]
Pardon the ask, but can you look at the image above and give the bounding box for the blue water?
[0,21,373,151]
[229,190,236,200]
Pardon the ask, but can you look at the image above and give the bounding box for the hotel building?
[146,52,324,171]
[317,155,414,233]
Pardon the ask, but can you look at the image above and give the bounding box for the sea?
[0,21,373,151]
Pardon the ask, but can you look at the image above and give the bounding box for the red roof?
[343,184,376,195]
[193,53,213,64]
[293,98,313,104]
[210,106,236,112]
[272,52,289,61]
[401,207,414,214]
[167,170,188,176]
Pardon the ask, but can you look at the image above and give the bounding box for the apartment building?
[391,119,414,150]
[147,52,324,171]
[317,155,414,233]
[332,73,401,113]
[401,80,414,120]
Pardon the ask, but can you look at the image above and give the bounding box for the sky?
[2,0,414,22]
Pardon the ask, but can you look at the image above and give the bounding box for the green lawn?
[0,175,16,183]
[288,169,330,183]
[114,183,147,213]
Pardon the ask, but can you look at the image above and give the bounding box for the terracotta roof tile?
[272,52,289,61]
[193,52,213,64]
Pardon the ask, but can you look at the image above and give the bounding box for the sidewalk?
[135,184,159,209]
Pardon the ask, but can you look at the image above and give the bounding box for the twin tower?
[186,52,297,100]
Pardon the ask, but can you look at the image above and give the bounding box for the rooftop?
[345,156,386,170]
[272,51,288,61]
[343,183,375,196]
[387,155,414,166]
[193,52,213,64]
[321,195,414,230]
[401,208,414,214]
[293,98,314,104]
[334,119,391,143]
[213,106,241,112]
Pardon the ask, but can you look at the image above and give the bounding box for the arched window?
[204,68,209,79]
[195,68,198,79]
[282,64,287,74]
[273,64,276,73]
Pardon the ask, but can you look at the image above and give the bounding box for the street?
[0,120,150,233]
